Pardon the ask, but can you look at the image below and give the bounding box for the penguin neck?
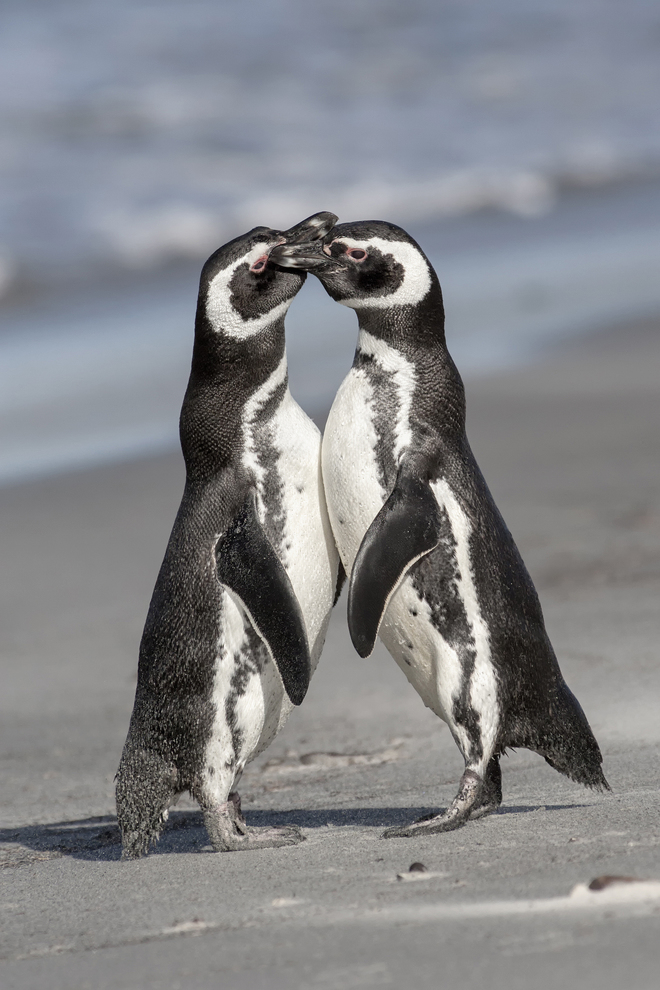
[180,315,289,481]
[353,287,467,441]
[190,310,286,387]
[351,279,448,356]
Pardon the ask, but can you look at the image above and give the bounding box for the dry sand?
[1,316,660,989]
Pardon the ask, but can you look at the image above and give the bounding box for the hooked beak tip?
[269,244,327,269]
[280,211,338,243]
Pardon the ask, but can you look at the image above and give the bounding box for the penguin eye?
[250,255,269,273]
[347,249,367,262]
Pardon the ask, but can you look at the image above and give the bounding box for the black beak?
[269,211,340,270]
[281,211,338,243]
[269,243,324,270]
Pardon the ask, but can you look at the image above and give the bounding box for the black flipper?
[215,492,311,706]
[348,472,443,658]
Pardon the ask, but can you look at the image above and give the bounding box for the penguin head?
[270,220,440,316]
[198,212,337,339]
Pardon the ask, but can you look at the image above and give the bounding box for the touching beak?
[269,240,342,271]
[281,211,338,243]
[269,211,339,270]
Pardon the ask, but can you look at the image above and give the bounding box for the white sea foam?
[1,1,660,279]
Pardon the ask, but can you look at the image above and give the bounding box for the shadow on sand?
[0,802,587,866]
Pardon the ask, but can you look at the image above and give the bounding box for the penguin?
[270,221,609,838]
[116,212,341,858]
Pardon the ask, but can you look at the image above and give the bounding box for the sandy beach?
[1,314,660,989]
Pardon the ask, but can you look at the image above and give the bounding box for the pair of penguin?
[116,212,608,858]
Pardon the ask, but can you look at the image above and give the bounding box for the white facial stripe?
[431,479,499,766]
[241,353,288,518]
[334,236,432,309]
[358,330,415,464]
[206,241,291,338]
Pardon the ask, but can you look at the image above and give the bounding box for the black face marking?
[197,226,306,330]
[228,260,301,321]
[323,242,405,302]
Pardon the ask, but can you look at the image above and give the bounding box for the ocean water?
[2,177,660,486]
[2,0,660,287]
[1,0,660,483]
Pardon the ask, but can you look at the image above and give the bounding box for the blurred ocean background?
[1,0,660,484]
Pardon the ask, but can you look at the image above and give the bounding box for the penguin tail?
[115,737,179,859]
[544,753,610,792]
[507,681,610,792]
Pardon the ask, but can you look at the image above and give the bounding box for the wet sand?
[1,316,660,989]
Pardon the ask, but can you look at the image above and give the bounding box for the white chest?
[266,389,338,659]
[322,367,388,571]
[241,355,338,657]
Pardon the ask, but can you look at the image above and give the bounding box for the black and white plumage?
[271,221,608,837]
[116,213,340,858]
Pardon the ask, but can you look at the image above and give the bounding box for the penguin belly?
[323,369,498,756]
[322,371,449,715]
[204,387,338,801]
[203,589,283,803]
[269,390,338,670]
[322,368,387,567]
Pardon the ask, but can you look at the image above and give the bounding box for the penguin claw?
[382,812,468,839]
[382,769,486,839]
[204,808,305,852]
[468,802,500,821]
[210,825,305,852]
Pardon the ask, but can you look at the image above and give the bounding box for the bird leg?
[203,792,305,852]
[468,753,502,820]
[382,768,485,838]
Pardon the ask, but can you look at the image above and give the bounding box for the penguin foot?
[204,801,305,852]
[468,800,499,821]
[382,769,483,839]
[468,753,502,820]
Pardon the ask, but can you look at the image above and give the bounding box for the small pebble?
[409,862,427,873]
[588,875,644,891]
